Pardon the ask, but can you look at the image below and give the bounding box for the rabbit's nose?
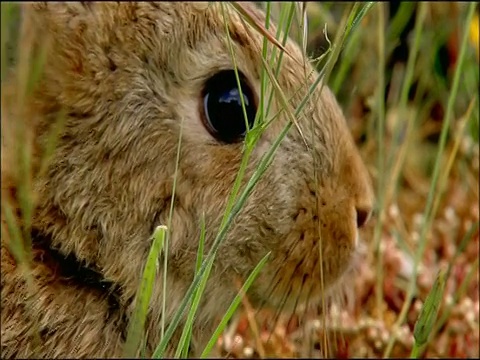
[356,206,372,228]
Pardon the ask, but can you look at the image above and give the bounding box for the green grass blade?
[200,252,271,358]
[2,200,28,266]
[1,2,16,81]
[175,257,214,358]
[428,221,480,344]
[386,2,417,52]
[373,0,387,319]
[162,115,185,339]
[410,268,447,358]
[153,3,376,356]
[348,2,374,42]
[383,3,478,356]
[264,2,297,119]
[123,225,166,358]
[152,112,293,358]
[175,215,208,358]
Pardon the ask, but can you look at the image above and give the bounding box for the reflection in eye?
[219,88,250,107]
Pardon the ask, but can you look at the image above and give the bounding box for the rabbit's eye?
[201,70,257,143]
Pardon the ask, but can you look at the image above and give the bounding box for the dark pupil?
[203,70,257,143]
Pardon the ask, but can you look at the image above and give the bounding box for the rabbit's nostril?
[356,207,372,228]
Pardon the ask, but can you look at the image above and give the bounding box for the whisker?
[282,273,309,356]
[253,235,303,315]
[263,258,305,350]
[264,283,293,350]
[299,259,318,357]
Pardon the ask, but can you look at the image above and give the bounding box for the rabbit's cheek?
[246,194,359,309]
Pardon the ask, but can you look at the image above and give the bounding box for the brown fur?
[1,2,374,358]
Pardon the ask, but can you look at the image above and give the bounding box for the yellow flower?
[470,13,479,60]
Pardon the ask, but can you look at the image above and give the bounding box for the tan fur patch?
[1,2,374,357]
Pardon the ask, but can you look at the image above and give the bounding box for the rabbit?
[1,2,374,358]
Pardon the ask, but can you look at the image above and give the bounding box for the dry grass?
[1,2,478,358]
[219,2,479,358]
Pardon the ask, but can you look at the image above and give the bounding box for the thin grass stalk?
[373,1,387,320]
[384,2,427,205]
[161,114,185,339]
[383,3,478,356]
[153,2,376,355]
[426,221,479,355]
[410,268,447,358]
[174,214,207,357]
[123,226,166,358]
[200,252,271,358]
